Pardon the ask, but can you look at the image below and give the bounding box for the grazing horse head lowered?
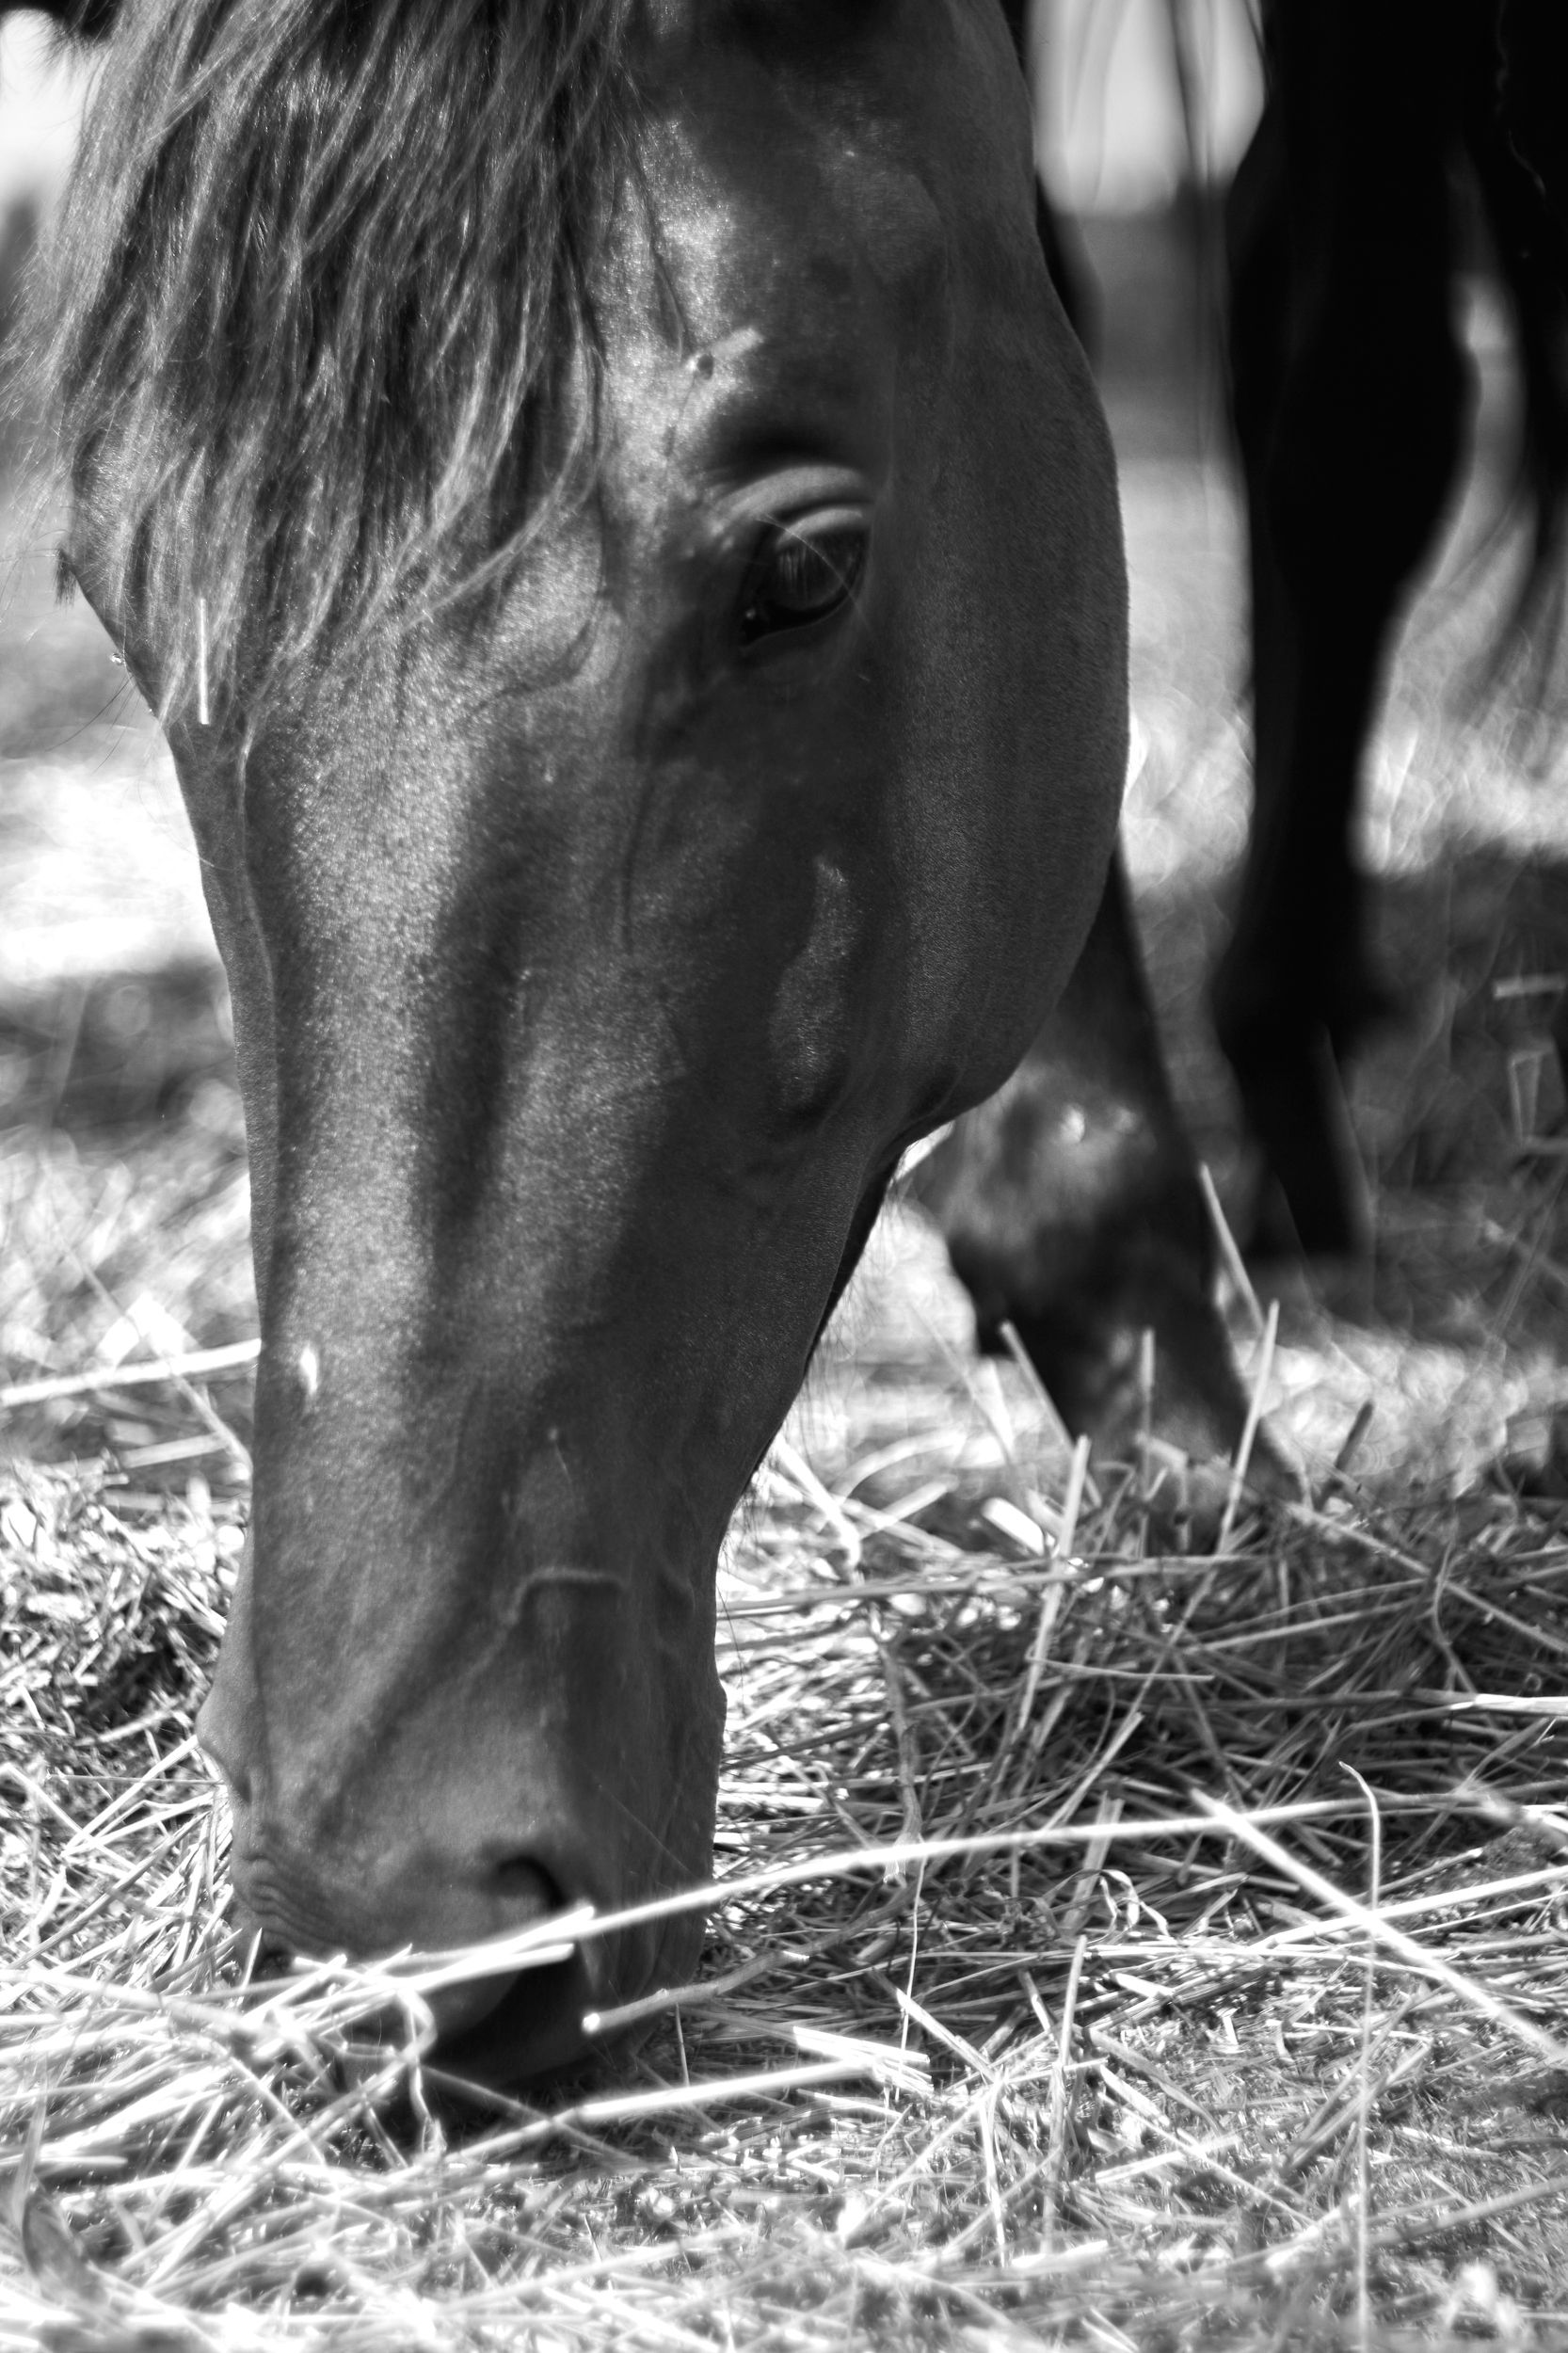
[37,0,1127,2076]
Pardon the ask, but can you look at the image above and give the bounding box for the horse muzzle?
[211,1784,688,2081]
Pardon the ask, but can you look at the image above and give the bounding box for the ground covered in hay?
[6,1156,1568,2351]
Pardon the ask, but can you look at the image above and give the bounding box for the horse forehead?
[601,27,1005,485]
[635,3,1018,317]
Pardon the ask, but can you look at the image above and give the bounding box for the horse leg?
[915,0,1285,1487]
[916,852,1284,1481]
[1213,3,1470,1258]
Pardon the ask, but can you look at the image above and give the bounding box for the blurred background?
[3,1,1567,1493]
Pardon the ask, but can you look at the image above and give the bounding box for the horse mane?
[31,0,638,727]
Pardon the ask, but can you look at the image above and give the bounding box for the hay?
[6,1168,1568,2348]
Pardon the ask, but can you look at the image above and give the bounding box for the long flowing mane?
[33,0,637,725]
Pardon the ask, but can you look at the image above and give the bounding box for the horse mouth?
[412,1903,615,2085]
[232,1912,614,2086]
[422,1949,609,2089]
[226,1851,624,2084]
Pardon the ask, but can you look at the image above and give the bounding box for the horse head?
[42,0,1126,2077]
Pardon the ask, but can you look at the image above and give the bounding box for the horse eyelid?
[770,505,871,554]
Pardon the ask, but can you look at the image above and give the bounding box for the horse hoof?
[1231,1029,1374,1263]
[1000,1269,1302,1535]
[1150,1419,1305,1539]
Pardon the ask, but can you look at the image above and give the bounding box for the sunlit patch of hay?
[0,1123,253,1482]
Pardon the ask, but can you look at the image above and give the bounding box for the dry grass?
[5,1128,1568,2349]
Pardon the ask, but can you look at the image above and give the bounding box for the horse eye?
[740,515,868,646]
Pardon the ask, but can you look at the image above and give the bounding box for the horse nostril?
[489,1855,560,1912]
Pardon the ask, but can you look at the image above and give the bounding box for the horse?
[888,0,1287,1483]
[18,0,1157,2082]
[1212,0,1568,1257]
[920,0,1568,1471]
